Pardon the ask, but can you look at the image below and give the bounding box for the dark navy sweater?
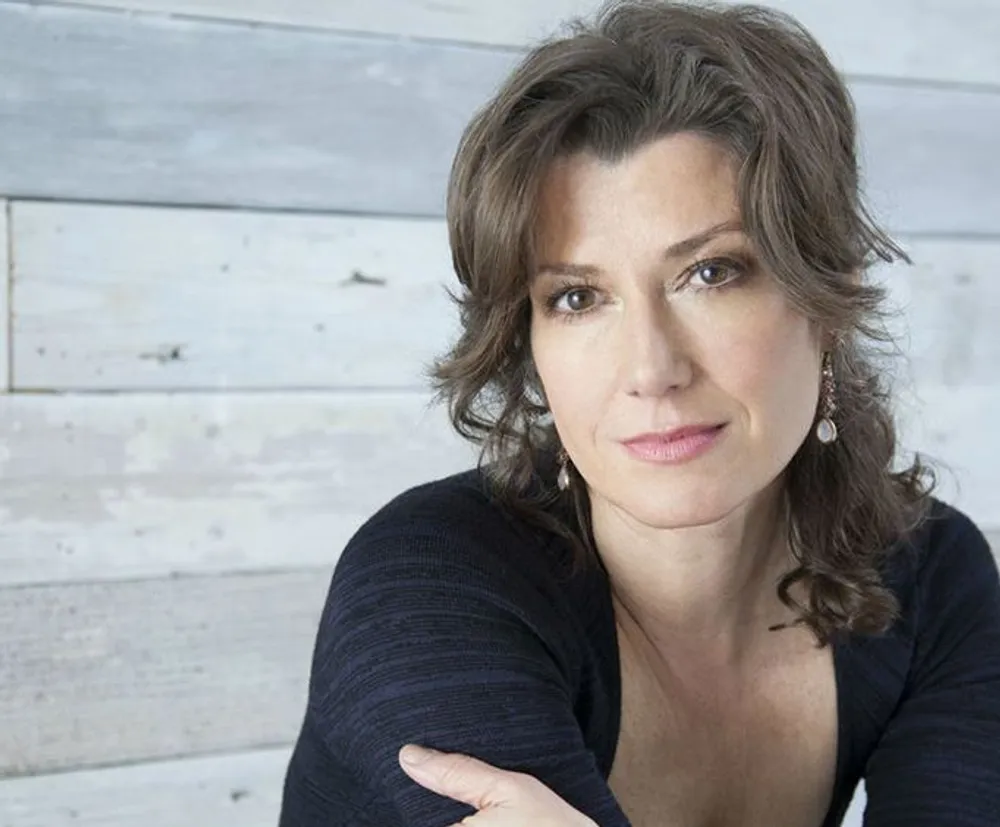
[279,468,1000,826]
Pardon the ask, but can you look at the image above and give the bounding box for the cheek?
[530,319,611,437]
[715,305,820,426]
[533,330,593,406]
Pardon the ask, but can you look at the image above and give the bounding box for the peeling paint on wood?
[0,391,475,587]
[13,202,457,390]
[0,570,326,775]
[0,747,290,826]
[0,200,9,391]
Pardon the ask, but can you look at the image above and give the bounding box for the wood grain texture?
[871,237,1000,390]
[0,3,510,216]
[0,391,475,587]
[12,201,457,390]
[0,570,326,776]
[12,203,1000,393]
[0,200,9,391]
[898,388,1000,533]
[0,747,290,826]
[32,0,1000,86]
[0,4,998,232]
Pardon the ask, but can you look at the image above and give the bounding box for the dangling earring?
[556,448,571,491]
[815,351,838,444]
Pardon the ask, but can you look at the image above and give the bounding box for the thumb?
[398,745,514,810]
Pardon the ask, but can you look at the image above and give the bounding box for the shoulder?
[884,497,999,641]
[309,468,610,736]
[857,501,1000,821]
[323,466,595,652]
[891,498,997,590]
[334,466,567,584]
[346,467,513,545]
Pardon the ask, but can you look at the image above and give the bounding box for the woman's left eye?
[688,259,745,288]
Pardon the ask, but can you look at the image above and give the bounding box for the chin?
[613,483,742,531]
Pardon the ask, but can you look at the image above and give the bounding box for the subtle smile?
[620,424,727,464]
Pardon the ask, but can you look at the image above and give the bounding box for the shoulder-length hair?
[430,0,934,643]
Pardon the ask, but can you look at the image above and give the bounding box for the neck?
[591,481,795,663]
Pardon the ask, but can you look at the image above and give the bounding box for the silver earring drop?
[815,352,838,444]
[557,449,571,491]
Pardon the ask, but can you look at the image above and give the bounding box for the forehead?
[534,133,741,257]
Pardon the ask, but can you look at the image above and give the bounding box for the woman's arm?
[285,517,631,827]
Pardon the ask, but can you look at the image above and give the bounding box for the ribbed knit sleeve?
[862,506,1000,825]
[301,511,631,827]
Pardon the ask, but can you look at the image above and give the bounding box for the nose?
[620,299,693,398]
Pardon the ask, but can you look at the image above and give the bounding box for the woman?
[279,2,1000,825]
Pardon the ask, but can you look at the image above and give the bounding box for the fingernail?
[400,744,438,767]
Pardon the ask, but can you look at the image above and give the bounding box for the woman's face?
[529,133,824,529]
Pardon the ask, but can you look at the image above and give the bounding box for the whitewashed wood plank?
[35,0,1000,86]
[0,570,325,775]
[897,387,1000,533]
[0,391,474,588]
[12,201,457,390]
[871,237,1000,390]
[739,0,1000,88]
[0,199,9,391]
[13,205,1000,393]
[843,785,865,827]
[27,0,599,47]
[0,3,508,217]
[853,83,1000,237]
[0,4,998,233]
[0,747,290,827]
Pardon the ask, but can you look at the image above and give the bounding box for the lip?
[620,423,727,464]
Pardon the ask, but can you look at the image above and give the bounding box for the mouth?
[620,423,727,464]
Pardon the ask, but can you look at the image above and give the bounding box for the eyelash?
[541,255,751,319]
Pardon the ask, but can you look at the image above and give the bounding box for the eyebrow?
[535,220,744,279]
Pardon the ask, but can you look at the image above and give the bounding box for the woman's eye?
[553,287,597,313]
[689,260,743,288]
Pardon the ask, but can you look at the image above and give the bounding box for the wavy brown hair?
[429,0,935,644]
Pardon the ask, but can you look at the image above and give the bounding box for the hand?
[398,744,599,827]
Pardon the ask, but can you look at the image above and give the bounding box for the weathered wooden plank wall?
[1,199,9,391]
[0,1,996,825]
[37,0,1000,85]
[11,203,457,390]
[0,392,470,586]
[0,571,329,774]
[0,748,290,826]
[1,3,999,232]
